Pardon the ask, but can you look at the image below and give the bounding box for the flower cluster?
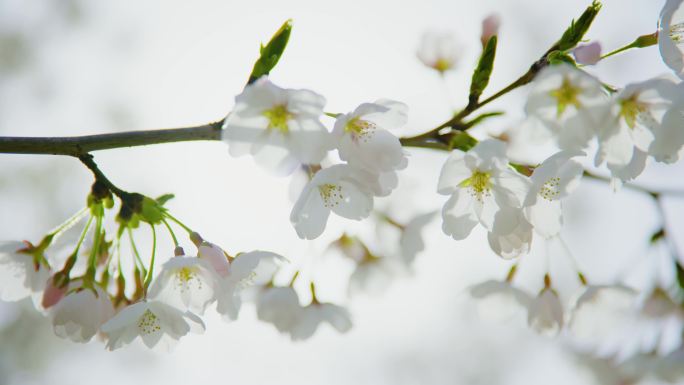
[222,78,409,240]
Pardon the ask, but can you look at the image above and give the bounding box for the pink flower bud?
[481,14,501,47]
[573,42,602,65]
[42,276,68,309]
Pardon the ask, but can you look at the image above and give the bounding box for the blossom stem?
[161,219,180,247]
[143,224,157,291]
[47,207,89,238]
[164,213,193,234]
[74,215,94,256]
[127,227,146,274]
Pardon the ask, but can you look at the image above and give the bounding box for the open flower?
[0,241,49,302]
[332,99,408,174]
[437,139,529,241]
[523,150,584,239]
[148,256,219,315]
[487,211,533,259]
[595,78,684,185]
[222,78,330,175]
[101,300,204,351]
[290,164,375,240]
[51,285,114,343]
[659,0,684,80]
[528,287,564,336]
[417,31,462,73]
[525,64,606,150]
[214,251,285,321]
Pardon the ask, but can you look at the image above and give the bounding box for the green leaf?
[556,1,602,51]
[248,19,293,85]
[469,35,498,102]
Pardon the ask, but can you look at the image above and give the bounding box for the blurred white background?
[1,0,682,384]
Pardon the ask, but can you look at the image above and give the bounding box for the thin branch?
[0,120,223,157]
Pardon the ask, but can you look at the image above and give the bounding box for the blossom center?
[237,271,257,290]
[138,309,161,335]
[460,170,492,201]
[619,95,649,129]
[670,22,684,44]
[539,177,561,201]
[345,118,376,143]
[174,267,201,292]
[319,183,343,208]
[263,104,292,133]
[549,77,582,118]
[434,58,453,72]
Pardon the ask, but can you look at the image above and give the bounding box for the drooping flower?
[289,303,353,341]
[416,31,462,73]
[51,285,114,343]
[525,64,606,150]
[331,99,408,174]
[101,300,204,351]
[659,0,684,80]
[399,211,436,266]
[437,139,529,241]
[573,42,602,65]
[487,210,533,259]
[222,78,330,175]
[523,150,584,239]
[528,287,564,336]
[0,241,49,302]
[257,286,302,334]
[594,78,684,184]
[348,256,402,297]
[214,250,285,321]
[469,279,532,323]
[290,164,375,240]
[196,239,231,278]
[148,256,219,315]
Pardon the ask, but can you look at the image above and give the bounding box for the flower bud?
[480,14,501,48]
[573,42,601,65]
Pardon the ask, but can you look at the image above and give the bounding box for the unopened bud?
[573,42,602,65]
[174,246,185,257]
[480,13,501,47]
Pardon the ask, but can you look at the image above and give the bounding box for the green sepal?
[449,131,478,152]
[155,193,175,206]
[556,1,602,51]
[547,50,577,66]
[140,197,166,224]
[247,19,293,85]
[469,35,498,102]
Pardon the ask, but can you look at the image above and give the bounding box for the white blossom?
[469,280,532,323]
[214,251,284,321]
[523,150,584,239]
[148,256,219,315]
[399,211,436,266]
[595,78,684,184]
[257,286,302,334]
[348,257,402,296]
[222,78,330,175]
[289,303,352,341]
[101,300,204,351]
[437,139,529,241]
[0,241,49,302]
[487,211,533,259]
[416,31,461,73]
[525,64,606,150]
[290,164,375,240]
[197,241,231,278]
[332,99,408,174]
[660,0,684,80]
[51,285,114,343]
[528,288,564,336]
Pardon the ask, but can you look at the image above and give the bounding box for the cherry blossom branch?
[0,120,223,157]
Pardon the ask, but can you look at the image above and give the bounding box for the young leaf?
[556,1,602,51]
[247,19,293,85]
[469,35,498,103]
